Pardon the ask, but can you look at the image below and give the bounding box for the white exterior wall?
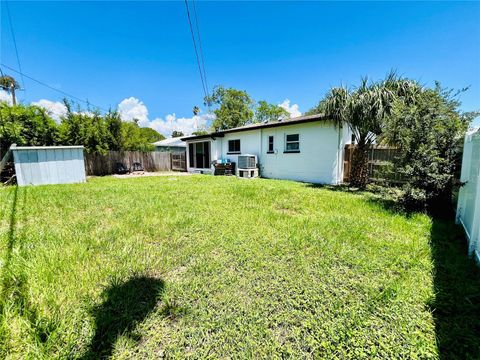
[220,130,262,165]
[259,121,347,184]
[185,120,350,184]
[456,129,480,264]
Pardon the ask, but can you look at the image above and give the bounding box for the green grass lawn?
[1,175,479,359]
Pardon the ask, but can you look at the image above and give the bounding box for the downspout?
[337,122,343,185]
[260,128,263,175]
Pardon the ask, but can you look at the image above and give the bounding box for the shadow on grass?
[307,183,480,358]
[430,218,480,359]
[0,186,56,348]
[1,184,18,281]
[80,276,165,359]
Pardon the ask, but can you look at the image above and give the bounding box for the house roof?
[152,137,186,147]
[181,113,329,141]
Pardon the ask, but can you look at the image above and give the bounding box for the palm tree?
[0,75,20,105]
[323,77,395,188]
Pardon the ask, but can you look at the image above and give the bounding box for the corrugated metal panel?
[12,146,86,186]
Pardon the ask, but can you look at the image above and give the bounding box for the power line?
[4,1,25,93]
[184,0,208,101]
[192,0,209,97]
[0,63,107,112]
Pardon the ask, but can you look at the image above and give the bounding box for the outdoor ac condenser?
[237,154,258,178]
[238,155,257,169]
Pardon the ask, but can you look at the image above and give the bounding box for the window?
[285,134,300,152]
[267,136,274,153]
[228,139,241,154]
[188,141,211,168]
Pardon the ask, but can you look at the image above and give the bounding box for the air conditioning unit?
[237,154,258,178]
[238,155,257,169]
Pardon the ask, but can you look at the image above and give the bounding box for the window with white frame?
[285,134,300,152]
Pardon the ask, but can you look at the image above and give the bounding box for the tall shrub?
[383,84,475,210]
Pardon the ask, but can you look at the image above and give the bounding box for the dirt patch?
[111,171,192,179]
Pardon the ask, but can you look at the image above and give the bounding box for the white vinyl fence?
[456,128,480,264]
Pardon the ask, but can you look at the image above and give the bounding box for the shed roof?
[181,113,329,141]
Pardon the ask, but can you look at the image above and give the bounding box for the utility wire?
[0,63,107,112]
[5,1,25,92]
[184,0,208,101]
[192,0,209,97]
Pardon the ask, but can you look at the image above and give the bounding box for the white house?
[181,114,352,184]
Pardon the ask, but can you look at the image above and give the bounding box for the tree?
[105,110,123,151]
[383,84,474,210]
[171,130,184,138]
[255,100,289,122]
[192,130,208,136]
[321,78,395,188]
[139,127,164,143]
[0,102,58,155]
[120,122,155,151]
[204,86,255,130]
[59,105,111,154]
[0,75,20,105]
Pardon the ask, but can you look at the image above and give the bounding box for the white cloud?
[117,96,214,137]
[0,90,13,105]
[118,97,149,127]
[31,99,68,123]
[279,99,301,118]
[149,113,214,137]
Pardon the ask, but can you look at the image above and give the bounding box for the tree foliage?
[255,100,289,123]
[320,76,397,188]
[205,86,255,130]
[171,130,184,138]
[0,100,157,155]
[382,84,475,209]
[0,102,58,155]
[0,75,20,105]
[192,130,209,136]
[139,127,164,143]
[310,72,476,209]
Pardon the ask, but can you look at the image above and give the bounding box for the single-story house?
[153,137,186,153]
[181,114,352,184]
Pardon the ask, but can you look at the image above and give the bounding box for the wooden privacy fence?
[84,151,185,176]
[171,152,187,171]
[343,144,403,183]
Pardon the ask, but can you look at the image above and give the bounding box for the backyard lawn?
[0,175,479,359]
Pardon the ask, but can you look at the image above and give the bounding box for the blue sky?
[1,1,479,135]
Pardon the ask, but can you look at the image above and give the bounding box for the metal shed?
[11,145,86,186]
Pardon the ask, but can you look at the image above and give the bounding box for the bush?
[382,84,476,211]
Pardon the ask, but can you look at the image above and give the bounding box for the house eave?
[181,113,330,142]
